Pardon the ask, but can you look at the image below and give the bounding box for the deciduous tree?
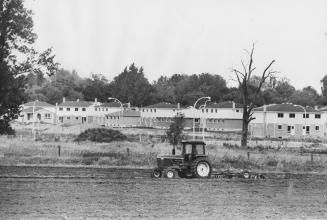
[0,0,58,134]
[166,113,186,155]
[232,44,276,147]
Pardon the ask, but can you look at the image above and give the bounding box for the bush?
[75,128,127,143]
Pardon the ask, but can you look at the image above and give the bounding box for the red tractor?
[152,140,212,178]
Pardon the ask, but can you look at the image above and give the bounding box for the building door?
[27,113,32,120]
[291,126,295,135]
[302,126,306,135]
[306,126,310,135]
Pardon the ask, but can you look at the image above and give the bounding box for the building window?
[67,108,70,111]
[194,118,199,123]
[150,109,152,112]
[82,108,86,111]
[278,125,282,129]
[316,126,320,131]
[215,109,217,113]
[95,108,97,111]
[202,109,204,113]
[45,113,51,119]
[287,126,291,133]
[67,116,70,119]
[303,114,309,118]
[211,109,213,113]
[142,109,144,112]
[236,109,240,112]
[289,113,295,118]
[75,117,78,120]
[277,113,284,118]
[75,108,78,111]
[154,109,156,113]
[59,107,63,111]
[206,109,208,113]
[315,114,321,119]
[106,108,108,111]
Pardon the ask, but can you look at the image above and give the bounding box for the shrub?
[222,142,240,149]
[75,128,127,143]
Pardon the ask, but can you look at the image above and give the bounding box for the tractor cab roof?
[181,140,206,145]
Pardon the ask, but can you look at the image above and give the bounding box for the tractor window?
[195,145,205,155]
[185,145,192,154]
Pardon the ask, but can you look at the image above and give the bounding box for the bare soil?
[0,166,327,219]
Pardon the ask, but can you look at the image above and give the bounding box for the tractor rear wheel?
[151,168,162,178]
[164,168,178,179]
[191,159,212,178]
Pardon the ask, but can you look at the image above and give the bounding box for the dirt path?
[0,166,327,219]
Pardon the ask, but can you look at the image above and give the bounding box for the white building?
[203,101,243,131]
[141,102,181,128]
[17,100,56,124]
[57,99,95,124]
[250,103,323,138]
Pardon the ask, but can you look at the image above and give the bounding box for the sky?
[25,0,327,91]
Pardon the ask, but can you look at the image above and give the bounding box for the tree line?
[24,63,327,108]
[1,0,326,136]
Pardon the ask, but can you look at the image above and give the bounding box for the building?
[92,101,124,125]
[105,109,141,127]
[139,101,243,131]
[17,100,56,124]
[203,101,243,131]
[250,103,323,138]
[57,99,95,124]
[141,102,182,128]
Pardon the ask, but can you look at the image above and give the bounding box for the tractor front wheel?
[151,168,162,178]
[192,159,212,178]
[164,168,178,179]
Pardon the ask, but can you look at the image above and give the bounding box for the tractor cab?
[181,140,207,162]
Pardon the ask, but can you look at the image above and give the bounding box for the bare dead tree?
[232,44,276,148]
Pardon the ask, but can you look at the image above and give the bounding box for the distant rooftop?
[58,101,93,107]
[23,100,54,107]
[106,109,140,117]
[254,103,318,113]
[143,102,179,109]
[23,106,54,113]
[99,102,122,108]
[205,101,243,109]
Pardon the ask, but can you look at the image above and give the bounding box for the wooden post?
[57,145,61,157]
[247,152,250,160]
[311,153,313,163]
[127,148,130,156]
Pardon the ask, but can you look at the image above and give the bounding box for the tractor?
[151,140,212,179]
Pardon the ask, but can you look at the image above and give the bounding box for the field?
[1,123,327,173]
[2,124,327,219]
[0,166,327,219]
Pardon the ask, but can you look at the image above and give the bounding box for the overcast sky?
[25,0,327,91]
